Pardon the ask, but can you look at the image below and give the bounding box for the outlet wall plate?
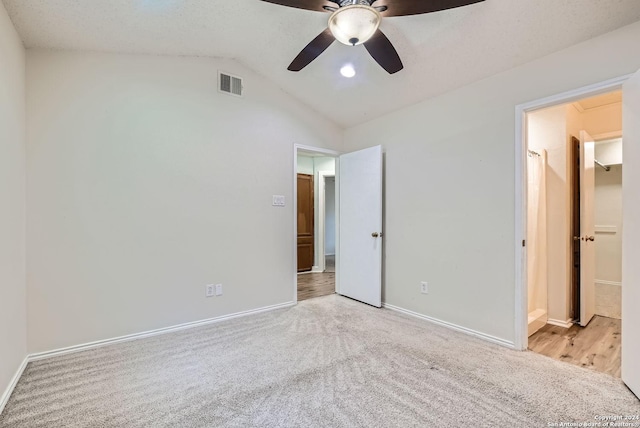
[206,284,215,297]
[420,282,428,294]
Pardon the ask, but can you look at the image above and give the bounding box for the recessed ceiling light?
[340,64,356,78]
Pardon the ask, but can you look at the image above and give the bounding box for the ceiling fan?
[260,0,485,74]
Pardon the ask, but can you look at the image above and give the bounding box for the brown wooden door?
[570,135,581,322]
[297,174,314,272]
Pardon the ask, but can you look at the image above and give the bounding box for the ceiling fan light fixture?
[328,4,381,46]
[340,64,356,78]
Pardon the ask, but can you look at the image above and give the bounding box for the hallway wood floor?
[297,272,335,301]
[528,316,621,377]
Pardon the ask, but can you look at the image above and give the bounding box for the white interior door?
[622,69,640,399]
[338,145,383,307]
[579,130,596,327]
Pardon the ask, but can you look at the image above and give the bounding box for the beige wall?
[343,21,640,343]
[26,50,342,353]
[0,2,27,404]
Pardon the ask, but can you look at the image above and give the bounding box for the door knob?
[371,232,382,238]
[586,235,595,242]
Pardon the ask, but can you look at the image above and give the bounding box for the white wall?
[0,1,26,405]
[312,157,335,267]
[26,50,342,353]
[596,138,623,165]
[325,177,336,255]
[343,21,640,343]
[296,154,314,175]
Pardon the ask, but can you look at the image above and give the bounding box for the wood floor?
[297,272,335,301]
[528,316,621,377]
[325,255,335,273]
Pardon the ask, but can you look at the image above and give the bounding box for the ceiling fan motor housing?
[337,0,374,6]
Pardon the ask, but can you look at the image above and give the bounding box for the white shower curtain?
[527,150,547,314]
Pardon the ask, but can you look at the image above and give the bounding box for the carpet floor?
[1,295,638,427]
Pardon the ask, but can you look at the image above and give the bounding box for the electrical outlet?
[420,281,428,294]
[206,284,215,297]
[215,284,223,296]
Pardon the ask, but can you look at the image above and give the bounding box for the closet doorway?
[520,89,624,378]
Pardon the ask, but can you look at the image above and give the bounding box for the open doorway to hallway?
[524,90,623,377]
[296,150,336,301]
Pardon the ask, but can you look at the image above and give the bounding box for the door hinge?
[522,239,526,247]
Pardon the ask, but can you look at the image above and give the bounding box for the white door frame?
[317,170,336,273]
[293,144,341,302]
[513,74,631,351]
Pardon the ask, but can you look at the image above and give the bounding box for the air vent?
[218,71,243,97]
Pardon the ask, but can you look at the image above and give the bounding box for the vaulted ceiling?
[4,0,640,128]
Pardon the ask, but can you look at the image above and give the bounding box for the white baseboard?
[0,356,28,416]
[595,279,622,287]
[311,266,323,273]
[547,318,573,328]
[28,301,296,362]
[382,303,515,349]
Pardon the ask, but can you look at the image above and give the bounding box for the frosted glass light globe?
[328,5,381,46]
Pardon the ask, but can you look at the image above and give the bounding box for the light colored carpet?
[1,295,638,427]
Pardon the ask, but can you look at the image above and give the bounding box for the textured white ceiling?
[4,0,640,128]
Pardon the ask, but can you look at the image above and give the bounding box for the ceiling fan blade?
[260,0,338,13]
[288,28,335,72]
[363,29,403,74]
[373,0,485,17]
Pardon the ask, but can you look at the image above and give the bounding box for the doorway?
[293,144,384,307]
[518,88,624,378]
[295,148,338,301]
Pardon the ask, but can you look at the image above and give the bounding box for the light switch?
[272,195,285,207]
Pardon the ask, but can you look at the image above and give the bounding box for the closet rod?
[595,159,610,171]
